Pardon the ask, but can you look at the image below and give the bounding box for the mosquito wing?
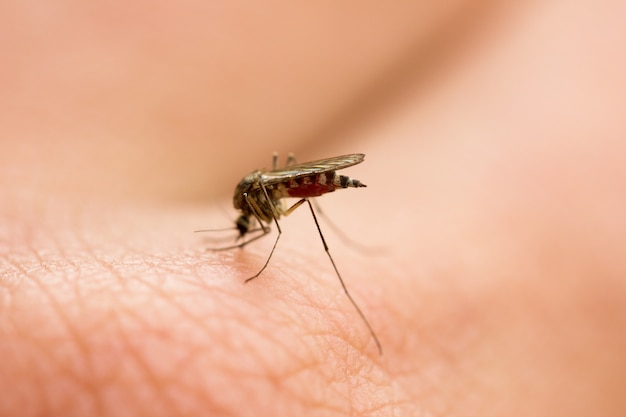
[260,153,365,185]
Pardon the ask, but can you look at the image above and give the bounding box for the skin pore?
[2,1,626,416]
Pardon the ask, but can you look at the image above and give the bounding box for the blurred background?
[0,0,503,202]
[2,2,626,415]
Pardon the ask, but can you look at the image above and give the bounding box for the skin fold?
[2,1,626,416]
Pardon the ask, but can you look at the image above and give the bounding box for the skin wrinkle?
[399,299,487,413]
[110,311,186,417]
[215,279,304,367]
[11,265,104,416]
[111,296,235,408]
[129,270,307,380]
[199,250,394,412]
[300,293,373,359]
[3,207,197,415]
[278,328,398,415]
[1,189,472,413]
[236,245,349,344]
[245,239,400,413]
[372,287,470,414]
[2,192,455,416]
[1,257,21,308]
[99,256,322,414]
[0,263,52,415]
[258,232,383,356]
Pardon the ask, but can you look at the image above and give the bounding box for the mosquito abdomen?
[278,172,365,199]
[334,174,366,189]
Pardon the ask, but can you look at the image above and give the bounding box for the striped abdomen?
[274,171,366,199]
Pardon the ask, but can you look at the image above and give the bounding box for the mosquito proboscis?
[196,153,381,355]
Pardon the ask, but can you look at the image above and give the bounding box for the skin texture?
[2,1,626,416]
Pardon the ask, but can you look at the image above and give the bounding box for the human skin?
[2,1,626,416]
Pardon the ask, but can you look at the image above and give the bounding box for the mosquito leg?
[282,198,306,216]
[272,152,279,170]
[244,234,281,282]
[305,199,382,355]
[286,152,297,167]
[210,227,270,251]
[245,185,285,283]
[240,198,307,277]
[309,199,385,254]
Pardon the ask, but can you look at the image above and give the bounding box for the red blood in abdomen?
[287,183,335,198]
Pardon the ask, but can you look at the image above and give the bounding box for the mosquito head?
[234,172,261,208]
[235,214,251,238]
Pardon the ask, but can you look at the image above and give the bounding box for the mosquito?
[197,153,382,355]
